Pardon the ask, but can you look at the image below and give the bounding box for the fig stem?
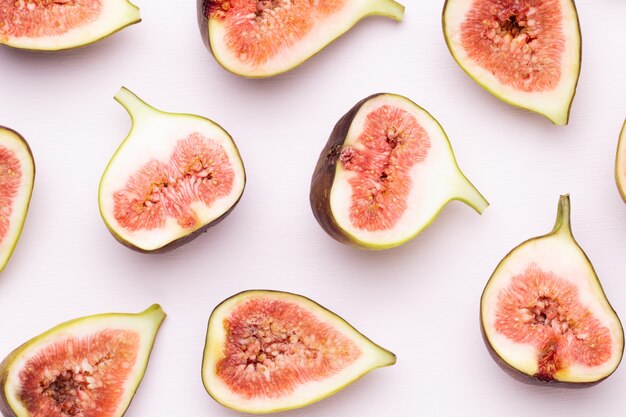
[456,174,489,214]
[369,0,405,21]
[551,194,572,236]
[114,87,157,121]
[141,304,167,322]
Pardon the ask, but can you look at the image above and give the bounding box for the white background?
[1,1,626,416]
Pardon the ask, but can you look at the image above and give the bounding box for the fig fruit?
[98,87,246,252]
[310,93,488,250]
[614,119,626,202]
[442,0,581,125]
[481,195,624,385]
[0,127,34,273]
[197,0,405,78]
[0,304,166,417]
[202,290,396,413]
[0,0,141,51]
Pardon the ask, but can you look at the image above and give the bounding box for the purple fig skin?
[310,94,384,248]
[197,0,211,51]
[105,161,245,254]
[0,341,31,417]
[105,197,244,254]
[480,303,624,388]
[479,231,624,388]
[100,102,246,254]
[479,195,624,387]
[0,358,17,417]
[479,318,604,388]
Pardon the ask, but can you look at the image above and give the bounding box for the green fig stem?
[551,194,573,236]
[369,0,405,21]
[456,174,489,214]
[114,87,157,121]
[141,304,167,322]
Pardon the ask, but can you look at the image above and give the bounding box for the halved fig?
[481,195,624,385]
[198,0,405,78]
[202,290,396,413]
[442,0,581,125]
[310,93,488,250]
[0,0,141,51]
[0,304,166,417]
[614,119,626,202]
[0,127,34,273]
[98,87,246,252]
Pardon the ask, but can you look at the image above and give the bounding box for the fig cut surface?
[0,305,166,417]
[198,0,405,77]
[614,119,626,202]
[0,127,34,273]
[202,290,396,414]
[481,195,624,385]
[98,87,246,252]
[0,0,141,51]
[310,93,488,249]
[443,0,582,125]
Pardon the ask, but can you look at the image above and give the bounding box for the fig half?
[198,0,405,78]
[0,305,166,417]
[0,0,141,51]
[98,87,246,252]
[310,93,488,249]
[614,119,626,202]
[0,127,34,273]
[443,0,581,125]
[481,195,624,385]
[202,290,396,414]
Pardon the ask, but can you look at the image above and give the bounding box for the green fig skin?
[196,0,405,78]
[0,0,141,52]
[201,290,397,414]
[480,196,624,387]
[441,0,582,126]
[0,126,35,274]
[0,127,34,165]
[614,119,626,203]
[0,305,166,417]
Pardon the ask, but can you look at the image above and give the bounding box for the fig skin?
[0,305,166,417]
[202,289,397,414]
[0,365,15,417]
[98,88,247,254]
[479,317,618,388]
[0,126,34,162]
[104,186,245,254]
[310,94,378,248]
[480,195,625,387]
[196,1,405,78]
[197,0,211,51]
[441,0,582,126]
[0,126,35,273]
[0,0,141,52]
[310,93,487,249]
[614,119,626,203]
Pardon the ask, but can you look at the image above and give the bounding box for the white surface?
[0,1,625,416]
